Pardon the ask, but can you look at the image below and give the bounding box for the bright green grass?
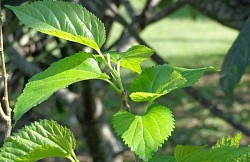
[141,17,239,68]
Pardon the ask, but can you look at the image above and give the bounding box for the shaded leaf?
[14,52,109,121]
[130,65,214,102]
[6,1,106,51]
[184,146,250,162]
[112,104,175,161]
[233,152,250,162]
[171,65,215,88]
[0,120,77,162]
[174,145,207,162]
[220,19,250,95]
[130,65,186,102]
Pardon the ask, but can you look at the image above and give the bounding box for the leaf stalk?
[97,50,130,111]
[68,150,79,162]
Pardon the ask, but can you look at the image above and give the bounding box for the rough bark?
[186,0,250,30]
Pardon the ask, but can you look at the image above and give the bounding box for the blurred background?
[1,0,250,161]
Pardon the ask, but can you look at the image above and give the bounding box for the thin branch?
[140,0,163,22]
[119,0,136,18]
[0,3,12,139]
[104,30,126,51]
[146,0,185,25]
[185,87,250,135]
[0,104,9,121]
[140,0,153,17]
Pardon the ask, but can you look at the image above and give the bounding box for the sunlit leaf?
[0,120,77,162]
[6,1,106,51]
[108,45,154,73]
[212,133,249,162]
[129,92,163,102]
[14,52,109,121]
[112,104,175,161]
[212,133,241,149]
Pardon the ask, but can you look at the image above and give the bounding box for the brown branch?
[0,104,8,121]
[0,4,12,139]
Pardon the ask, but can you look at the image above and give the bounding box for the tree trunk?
[76,80,122,162]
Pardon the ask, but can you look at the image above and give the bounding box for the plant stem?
[68,151,79,162]
[0,2,12,139]
[97,50,130,111]
[104,79,122,94]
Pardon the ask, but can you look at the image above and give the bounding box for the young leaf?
[171,65,215,88]
[107,45,154,73]
[130,65,187,102]
[148,155,176,162]
[14,52,109,121]
[112,104,175,161]
[0,120,78,162]
[6,1,106,52]
[184,146,250,162]
[174,145,207,162]
[212,133,241,149]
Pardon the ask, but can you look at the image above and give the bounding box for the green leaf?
[212,133,241,149]
[14,52,109,121]
[148,155,176,162]
[130,65,187,102]
[184,146,250,162]
[129,92,163,102]
[6,1,106,51]
[234,152,250,162]
[112,104,175,161]
[174,145,207,162]
[108,45,154,73]
[0,120,77,162]
[171,65,215,88]
[220,19,250,95]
